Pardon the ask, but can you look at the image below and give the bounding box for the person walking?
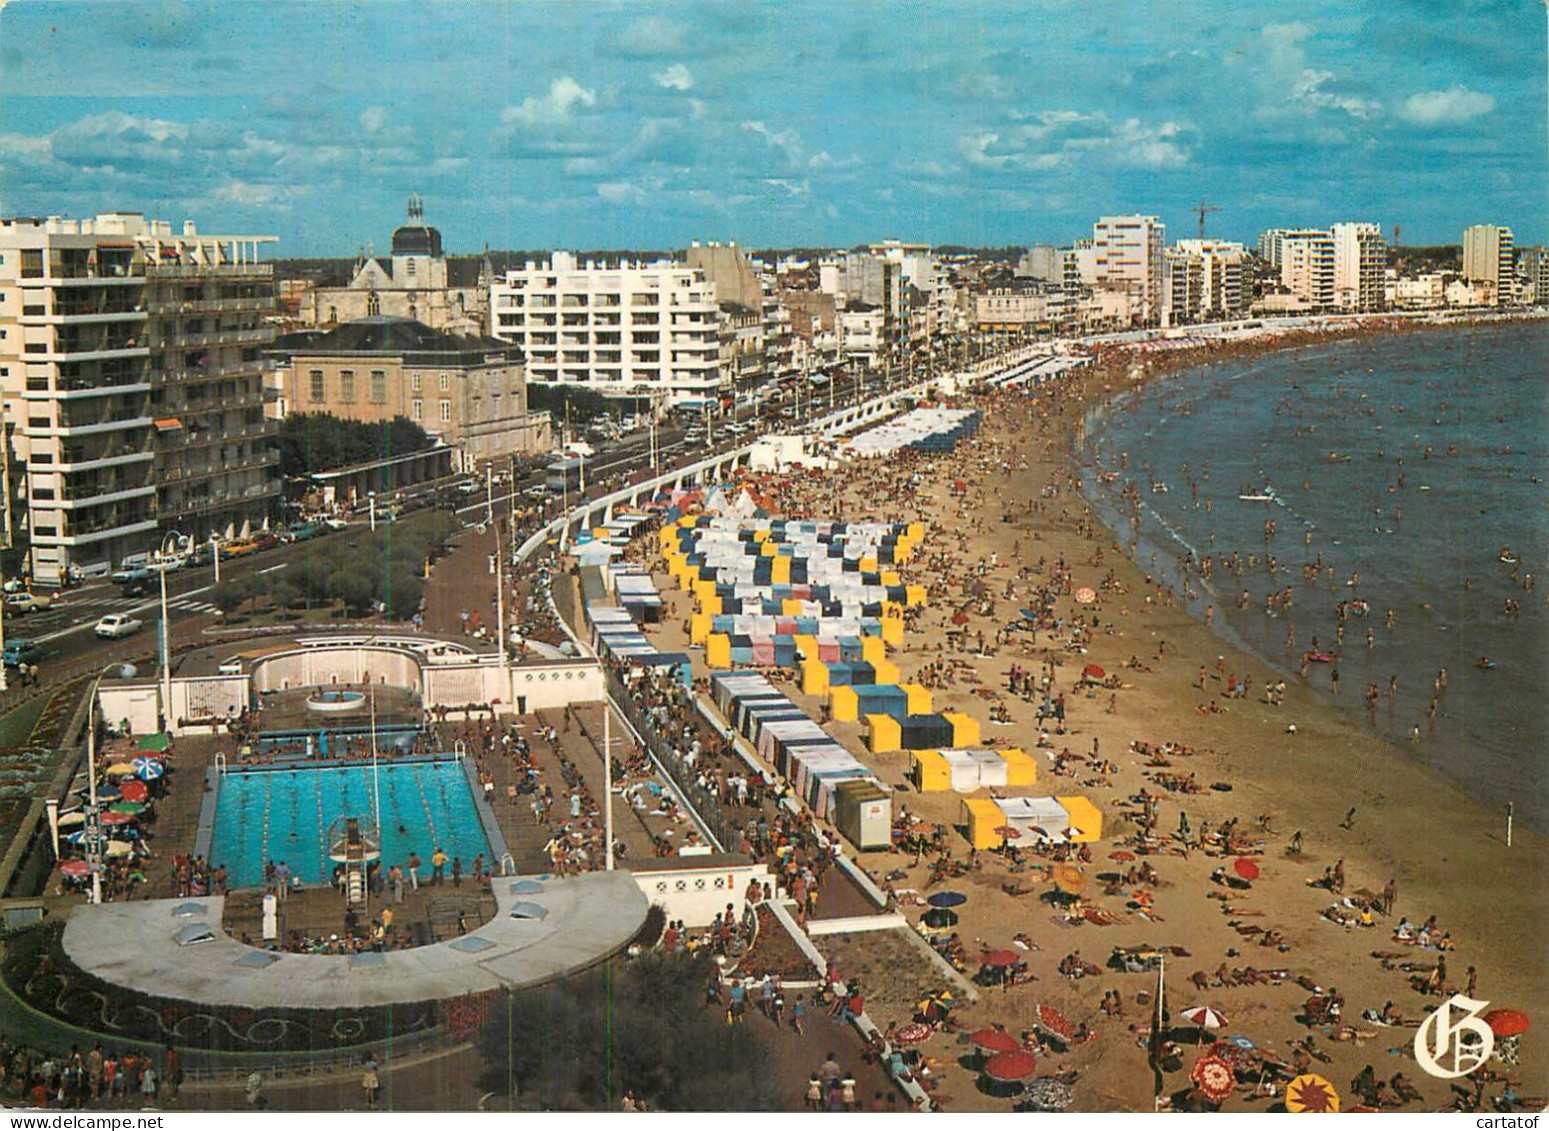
[407,852,421,891]
[361,1058,381,1110]
[431,847,448,885]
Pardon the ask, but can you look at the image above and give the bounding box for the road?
[5,362,937,685]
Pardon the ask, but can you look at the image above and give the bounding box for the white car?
[5,592,52,614]
[94,613,144,639]
[146,555,185,572]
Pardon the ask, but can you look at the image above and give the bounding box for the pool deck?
[61,870,647,1009]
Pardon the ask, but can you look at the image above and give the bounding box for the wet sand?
[695,324,1546,1112]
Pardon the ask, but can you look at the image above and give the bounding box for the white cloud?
[741,121,803,165]
[360,106,388,135]
[960,112,1194,172]
[652,63,694,91]
[762,178,810,196]
[1258,23,1379,121]
[501,77,597,130]
[597,181,647,205]
[1397,85,1495,126]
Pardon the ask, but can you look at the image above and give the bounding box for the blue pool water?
[210,759,494,888]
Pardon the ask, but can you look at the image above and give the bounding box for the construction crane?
[1193,202,1221,240]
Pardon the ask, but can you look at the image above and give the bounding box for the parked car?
[94,613,144,639]
[322,516,350,531]
[3,640,43,668]
[282,522,323,544]
[145,554,184,572]
[218,538,260,559]
[111,564,152,585]
[4,592,52,614]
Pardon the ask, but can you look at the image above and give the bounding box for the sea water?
[1079,321,1548,830]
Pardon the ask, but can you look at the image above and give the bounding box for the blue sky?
[0,0,1543,255]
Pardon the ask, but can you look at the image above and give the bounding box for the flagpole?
[1150,953,1167,1110]
[369,684,381,835]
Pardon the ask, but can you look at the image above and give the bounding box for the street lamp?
[81,663,118,905]
[155,532,181,732]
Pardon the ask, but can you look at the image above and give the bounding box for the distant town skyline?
[0,0,1543,254]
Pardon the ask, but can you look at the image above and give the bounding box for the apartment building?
[1276,230,1336,309]
[1092,215,1166,324]
[1331,222,1387,311]
[0,212,278,586]
[1462,225,1515,304]
[1164,239,1248,323]
[491,252,723,405]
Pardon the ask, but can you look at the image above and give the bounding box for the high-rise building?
[1517,246,1549,305]
[0,212,279,585]
[1275,230,1336,309]
[1462,225,1515,304]
[1092,215,1166,324]
[1331,222,1387,311]
[490,252,724,405]
[1165,239,1247,323]
[1015,245,1062,283]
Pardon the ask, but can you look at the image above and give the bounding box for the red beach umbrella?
[1191,1055,1237,1103]
[892,1021,934,1046]
[1483,1009,1530,1037]
[1082,664,1106,680]
[1233,857,1260,881]
[970,1027,1022,1054]
[1181,1004,1229,1031]
[1109,850,1137,862]
[1074,587,1097,605]
[1037,1002,1075,1040]
[98,810,134,826]
[984,1050,1039,1081]
[117,779,149,803]
[982,949,1021,967]
[59,860,89,878]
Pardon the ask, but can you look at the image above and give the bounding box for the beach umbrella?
[56,812,85,828]
[1052,865,1087,895]
[1206,1041,1260,1075]
[117,780,149,803]
[1181,1005,1228,1031]
[105,762,136,776]
[109,802,147,815]
[919,901,960,927]
[1190,1055,1237,1103]
[1023,1077,1074,1110]
[982,949,1021,968]
[131,758,164,780]
[970,1027,1022,1054]
[995,825,1024,840]
[927,890,968,908]
[104,840,134,858]
[983,1050,1038,1081]
[892,1021,934,1046]
[136,733,170,753]
[1225,1035,1256,1049]
[63,830,88,845]
[1074,587,1097,605]
[951,611,970,625]
[1109,850,1137,862]
[1081,664,1106,680]
[1285,1073,1340,1113]
[1233,857,1260,881]
[1037,1003,1075,1041]
[98,810,134,826]
[59,860,90,878]
[1483,1009,1530,1037]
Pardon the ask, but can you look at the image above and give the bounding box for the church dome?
[391,194,443,258]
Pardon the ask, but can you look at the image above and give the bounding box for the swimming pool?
[208,759,496,888]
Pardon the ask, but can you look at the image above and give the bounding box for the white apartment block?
[1276,230,1336,309]
[490,251,724,405]
[1332,222,1387,311]
[1462,225,1514,303]
[1092,215,1166,324]
[1166,239,1247,323]
[0,212,278,586]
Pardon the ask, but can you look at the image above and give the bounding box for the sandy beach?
[647,323,1547,1112]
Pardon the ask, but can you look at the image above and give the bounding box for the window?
[309,370,325,402]
[439,373,450,391]
[367,292,381,316]
[406,258,416,277]
[339,369,355,402]
[439,399,451,423]
[410,373,422,392]
[411,399,423,421]
[370,370,387,404]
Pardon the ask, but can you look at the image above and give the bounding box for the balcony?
[146,263,272,279]
[30,416,154,438]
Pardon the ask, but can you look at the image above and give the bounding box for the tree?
[475,952,779,1111]
[209,577,255,617]
[327,568,376,616]
[277,413,435,480]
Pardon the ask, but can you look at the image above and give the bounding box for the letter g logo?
[1414,994,1494,1079]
